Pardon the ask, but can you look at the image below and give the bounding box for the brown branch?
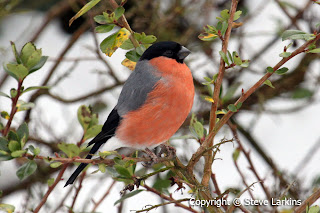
[33,164,69,213]
[2,79,23,136]
[70,171,86,211]
[91,180,116,212]
[108,0,140,48]
[229,122,272,202]
[294,188,320,213]
[135,198,192,213]
[143,184,198,213]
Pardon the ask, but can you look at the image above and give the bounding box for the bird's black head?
[139,41,191,63]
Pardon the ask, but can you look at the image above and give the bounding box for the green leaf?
[114,165,132,178]
[100,28,130,57]
[120,39,135,50]
[28,56,48,73]
[28,145,40,155]
[17,122,29,148]
[232,148,241,161]
[0,150,12,161]
[22,86,50,94]
[16,160,37,180]
[99,164,106,173]
[193,121,204,139]
[0,91,10,99]
[266,66,274,73]
[263,80,275,88]
[227,104,237,112]
[16,100,35,111]
[1,111,10,120]
[26,49,42,69]
[307,205,320,213]
[77,105,92,130]
[281,30,315,41]
[0,137,9,152]
[84,125,102,141]
[219,51,229,66]
[220,9,229,21]
[94,15,108,24]
[10,89,17,98]
[114,6,125,20]
[136,45,146,56]
[11,41,21,64]
[57,143,80,158]
[236,102,242,109]
[8,140,20,152]
[0,203,15,213]
[50,162,62,168]
[8,131,19,142]
[5,63,28,80]
[47,178,54,186]
[292,88,313,99]
[69,0,101,26]
[125,50,141,62]
[153,178,171,193]
[20,42,36,65]
[114,190,144,205]
[309,48,320,53]
[216,109,228,115]
[99,151,118,158]
[279,52,291,58]
[233,52,242,66]
[140,35,157,44]
[11,150,26,158]
[275,67,289,75]
[95,24,115,33]
[233,10,242,21]
[240,60,249,68]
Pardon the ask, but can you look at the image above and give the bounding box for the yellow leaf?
[121,58,136,70]
[102,28,130,57]
[232,22,243,28]
[204,96,214,103]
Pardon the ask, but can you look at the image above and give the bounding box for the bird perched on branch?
[64,41,194,187]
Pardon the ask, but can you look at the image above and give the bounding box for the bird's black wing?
[64,108,121,187]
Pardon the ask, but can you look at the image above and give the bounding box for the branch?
[33,164,69,213]
[91,180,116,212]
[143,184,198,213]
[135,198,191,213]
[294,188,320,213]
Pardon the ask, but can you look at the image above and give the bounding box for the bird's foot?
[157,144,176,159]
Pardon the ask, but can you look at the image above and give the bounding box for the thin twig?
[70,171,86,211]
[143,184,198,213]
[294,188,320,213]
[33,164,69,213]
[91,180,116,212]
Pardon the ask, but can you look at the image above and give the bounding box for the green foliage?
[232,148,241,161]
[4,42,48,82]
[275,67,289,75]
[69,0,101,26]
[47,178,55,186]
[57,143,80,158]
[50,162,62,168]
[291,88,313,99]
[189,114,206,140]
[95,25,115,33]
[100,28,130,57]
[281,30,315,41]
[306,205,320,213]
[222,82,241,103]
[16,160,37,180]
[227,104,238,112]
[84,125,102,141]
[263,80,275,89]
[0,203,15,213]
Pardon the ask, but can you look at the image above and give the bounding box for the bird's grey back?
[115,60,161,116]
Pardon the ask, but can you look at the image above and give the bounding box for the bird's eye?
[164,50,173,57]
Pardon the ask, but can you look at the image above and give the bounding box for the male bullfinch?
[64,41,194,187]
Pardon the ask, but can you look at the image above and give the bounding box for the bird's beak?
[178,46,191,60]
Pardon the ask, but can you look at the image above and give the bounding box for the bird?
[64,41,194,187]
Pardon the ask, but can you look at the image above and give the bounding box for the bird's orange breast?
[116,57,194,147]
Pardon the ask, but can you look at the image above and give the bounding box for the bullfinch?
[64,41,194,187]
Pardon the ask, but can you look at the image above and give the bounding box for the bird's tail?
[64,142,104,187]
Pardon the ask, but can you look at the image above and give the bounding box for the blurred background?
[0,0,320,212]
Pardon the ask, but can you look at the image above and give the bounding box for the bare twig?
[33,164,69,213]
[294,188,320,213]
[70,171,86,211]
[91,180,116,212]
